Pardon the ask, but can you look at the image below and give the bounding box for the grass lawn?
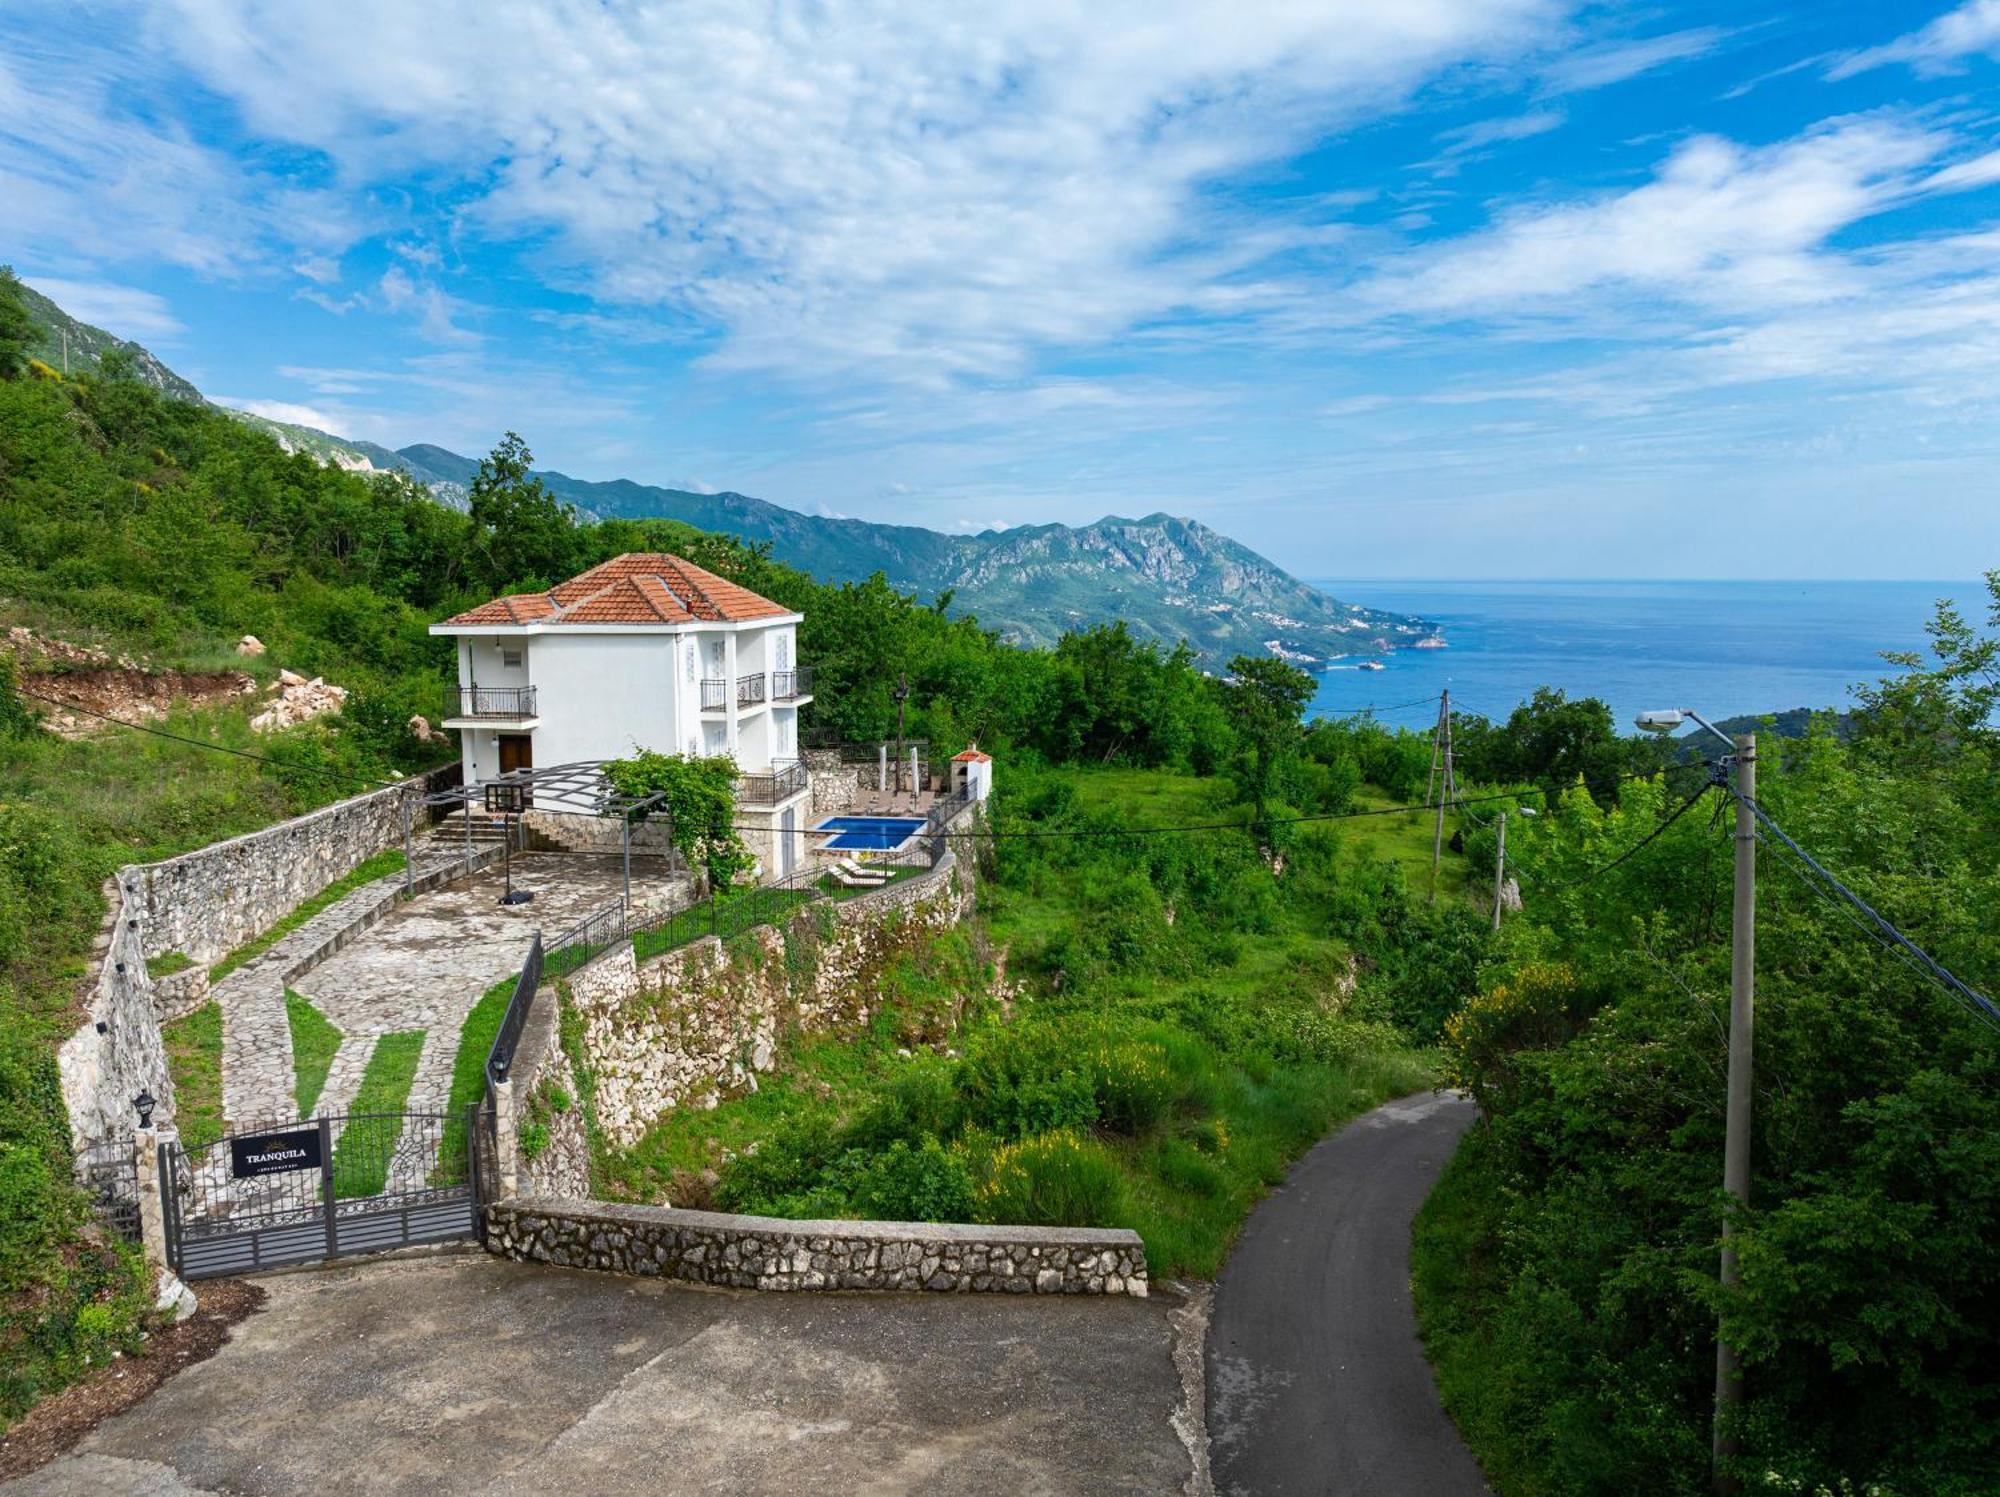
[433,971,519,1175]
[161,1000,223,1149]
[284,988,342,1117]
[146,950,193,976]
[208,848,407,983]
[330,1029,425,1198]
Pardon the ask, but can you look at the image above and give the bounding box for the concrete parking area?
[6,1253,1193,1496]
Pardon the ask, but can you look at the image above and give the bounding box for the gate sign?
[485,781,528,814]
[230,1126,323,1180]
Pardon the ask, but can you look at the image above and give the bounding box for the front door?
[497,734,534,806]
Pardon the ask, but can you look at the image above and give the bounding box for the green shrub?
[972,1128,1128,1228]
[848,1138,976,1222]
[956,1027,1098,1140]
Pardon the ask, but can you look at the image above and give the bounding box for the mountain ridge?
[13,284,1438,665]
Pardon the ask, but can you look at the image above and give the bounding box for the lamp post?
[1636,707,1755,1491]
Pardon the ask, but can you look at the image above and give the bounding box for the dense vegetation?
[1413,578,2000,1495]
[0,263,1455,1424]
[591,759,1477,1276]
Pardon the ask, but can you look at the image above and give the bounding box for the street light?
[1638,706,1755,1491]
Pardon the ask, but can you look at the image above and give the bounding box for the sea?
[1303,580,1987,733]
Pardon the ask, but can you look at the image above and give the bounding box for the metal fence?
[74,1136,141,1245]
[452,685,538,719]
[737,671,767,707]
[737,759,809,805]
[770,666,813,701]
[543,897,632,982]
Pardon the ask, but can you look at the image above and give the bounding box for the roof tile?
[441,553,792,629]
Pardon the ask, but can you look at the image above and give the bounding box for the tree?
[0,269,33,379]
[1222,654,1315,842]
[603,749,751,889]
[466,432,580,593]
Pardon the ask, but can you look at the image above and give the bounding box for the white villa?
[430,552,815,876]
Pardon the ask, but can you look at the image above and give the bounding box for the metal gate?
[162,1108,483,1280]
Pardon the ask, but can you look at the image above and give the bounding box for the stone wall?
[523,808,679,859]
[124,768,455,966]
[803,748,860,818]
[565,841,979,1149]
[58,885,175,1149]
[509,975,592,1199]
[59,768,468,1149]
[484,1197,1148,1296]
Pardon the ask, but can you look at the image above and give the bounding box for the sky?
[3,1,1998,579]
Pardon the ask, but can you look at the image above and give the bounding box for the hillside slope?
[12,283,1436,665]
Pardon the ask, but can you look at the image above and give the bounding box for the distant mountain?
[15,282,204,403]
[12,283,1437,665]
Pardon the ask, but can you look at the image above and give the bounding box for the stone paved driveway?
[6,1254,1193,1496]
[290,852,682,1129]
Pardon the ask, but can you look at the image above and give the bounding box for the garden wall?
[60,766,461,1149]
[565,845,979,1148]
[484,1197,1147,1296]
[124,766,457,965]
[522,808,678,859]
[803,747,859,818]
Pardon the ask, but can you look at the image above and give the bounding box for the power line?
[1735,793,2000,1034]
[15,685,406,793]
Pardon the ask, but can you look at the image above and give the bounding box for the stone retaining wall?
[803,748,860,819]
[565,836,980,1149]
[121,767,456,966]
[509,977,592,1200]
[485,1197,1148,1296]
[60,773,481,1149]
[523,809,679,859]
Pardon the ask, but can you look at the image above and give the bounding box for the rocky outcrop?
[250,669,348,732]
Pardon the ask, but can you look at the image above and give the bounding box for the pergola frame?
[420,760,674,907]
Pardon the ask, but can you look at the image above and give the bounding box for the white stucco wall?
[529,632,684,767]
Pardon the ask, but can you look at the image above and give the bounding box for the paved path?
[7,1254,1192,1496]
[214,851,688,1140]
[1206,1090,1487,1497]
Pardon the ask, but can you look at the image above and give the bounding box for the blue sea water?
[1304,580,1986,733]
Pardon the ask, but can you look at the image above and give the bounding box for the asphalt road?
[1206,1090,1488,1496]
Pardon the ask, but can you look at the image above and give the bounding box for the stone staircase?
[426,809,513,851]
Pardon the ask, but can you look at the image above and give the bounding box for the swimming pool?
[814,815,926,852]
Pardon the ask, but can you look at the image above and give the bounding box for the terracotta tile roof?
[443,593,559,625]
[440,553,794,628]
[953,749,993,762]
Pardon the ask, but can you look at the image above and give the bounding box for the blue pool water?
[815,815,926,851]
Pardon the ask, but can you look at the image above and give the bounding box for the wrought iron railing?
[736,759,809,804]
[452,685,538,718]
[769,666,813,701]
[737,672,767,707]
[485,931,544,1087]
[543,897,631,981]
[699,678,728,710]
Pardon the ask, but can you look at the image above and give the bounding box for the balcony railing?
[770,665,813,702]
[736,759,809,805]
[700,678,728,710]
[737,672,767,707]
[452,685,538,719]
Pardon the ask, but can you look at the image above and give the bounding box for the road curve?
[1206,1090,1487,1496]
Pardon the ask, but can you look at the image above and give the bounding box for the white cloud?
[1364,119,1948,317]
[1435,109,1566,155]
[1541,26,1728,91]
[121,0,1557,386]
[1828,0,2000,80]
[20,277,185,339]
[219,397,345,430]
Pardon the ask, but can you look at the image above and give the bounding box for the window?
[500,646,523,669]
[775,633,791,671]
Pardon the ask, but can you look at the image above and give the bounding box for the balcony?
[736,672,767,708]
[700,678,728,711]
[448,684,538,720]
[736,759,809,805]
[770,665,814,702]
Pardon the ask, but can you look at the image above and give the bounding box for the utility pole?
[1491,812,1507,931]
[1430,689,1453,904]
[1713,732,1756,1488]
